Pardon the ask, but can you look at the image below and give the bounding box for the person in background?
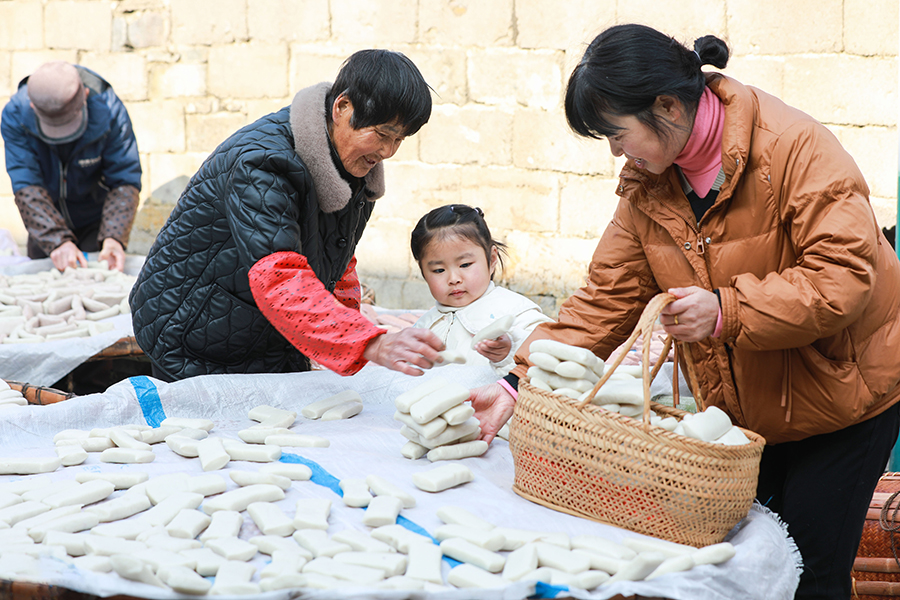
[1,61,141,272]
[130,49,443,382]
[469,24,900,600]
[411,204,553,375]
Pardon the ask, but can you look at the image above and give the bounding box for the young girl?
[410,204,552,375]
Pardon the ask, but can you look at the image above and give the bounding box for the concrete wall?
[0,0,896,314]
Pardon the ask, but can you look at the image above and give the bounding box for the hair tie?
[474,207,484,217]
[693,49,701,62]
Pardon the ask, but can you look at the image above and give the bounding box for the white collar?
[435,282,495,314]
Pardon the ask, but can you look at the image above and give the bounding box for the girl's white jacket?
[413,282,553,375]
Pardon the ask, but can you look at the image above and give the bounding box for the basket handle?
[677,340,705,411]
[669,337,679,409]
[577,293,677,429]
[650,333,673,389]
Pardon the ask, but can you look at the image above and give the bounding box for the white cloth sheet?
[0,364,801,599]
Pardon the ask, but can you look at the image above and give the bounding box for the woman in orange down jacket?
[470,24,900,600]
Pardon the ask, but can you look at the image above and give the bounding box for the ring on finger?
[673,315,679,326]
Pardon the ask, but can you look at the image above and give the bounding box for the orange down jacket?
[514,74,900,445]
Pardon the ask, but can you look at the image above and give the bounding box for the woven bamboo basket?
[851,473,900,599]
[508,293,766,547]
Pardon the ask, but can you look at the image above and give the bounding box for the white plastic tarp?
[0,256,142,386]
[0,364,801,599]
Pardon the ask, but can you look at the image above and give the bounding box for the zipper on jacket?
[57,124,108,231]
[58,161,75,229]
[439,311,455,345]
[622,173,707,256]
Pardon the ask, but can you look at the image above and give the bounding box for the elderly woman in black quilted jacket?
[130,50,443,381]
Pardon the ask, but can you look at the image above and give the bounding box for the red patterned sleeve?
[248,251,385,376]
[332,255,361,311]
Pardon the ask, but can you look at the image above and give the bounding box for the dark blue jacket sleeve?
[98,90,141,191]
[1,97,45,192]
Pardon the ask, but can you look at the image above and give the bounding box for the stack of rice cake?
[393,377,487,462]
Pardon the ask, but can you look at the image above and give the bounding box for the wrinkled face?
[330,94,406,178]
[419,235,497,308]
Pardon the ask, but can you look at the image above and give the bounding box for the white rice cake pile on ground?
[0,379,27,410]
[301,391,364,422]
[0,408,739,595]
[236,403,331,449]
[392,377,486,463]
[0,262,136,344]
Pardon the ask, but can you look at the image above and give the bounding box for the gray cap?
[27,61,88,143]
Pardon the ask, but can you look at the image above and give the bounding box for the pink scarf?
[675,87,724,197]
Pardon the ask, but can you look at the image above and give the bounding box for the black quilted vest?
[130,106,375,379]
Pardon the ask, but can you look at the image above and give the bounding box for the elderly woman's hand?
[469,383,516,444]
[363,328,444,376]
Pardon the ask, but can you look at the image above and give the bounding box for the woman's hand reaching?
[363,328,444,376]
[469,383,516,444]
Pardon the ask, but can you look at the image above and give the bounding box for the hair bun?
[693,35,730,69]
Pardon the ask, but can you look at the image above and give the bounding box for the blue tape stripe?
[279,452,342,495]
[281,452,460,565]
[533,582,570,598]
[397,514,437,542]
[129,376,166,427]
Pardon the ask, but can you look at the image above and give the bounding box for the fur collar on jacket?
[289,82,385,213]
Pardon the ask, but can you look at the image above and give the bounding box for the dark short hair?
[327,49,432,137]
[411,204,507,277]
[565,24,729,142]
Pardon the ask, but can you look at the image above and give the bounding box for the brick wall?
[0,0,896,314]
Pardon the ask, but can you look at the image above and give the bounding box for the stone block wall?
[0,0,896,314]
